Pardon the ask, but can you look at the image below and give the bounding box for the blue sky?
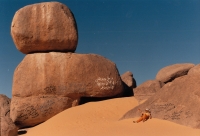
[0,0,200,98]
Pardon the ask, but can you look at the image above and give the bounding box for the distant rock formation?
[121,71,136,96]
[0,95,18,136]
[10,2,124,128]
[11,2,78,54]
[156,63,194,83]
[134,80,164,102]
[122,63,200,129]
[121,71,136,88]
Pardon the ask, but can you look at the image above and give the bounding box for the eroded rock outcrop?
[122,74,200,129]
[133,80,163,102]
[120,71,136,97]
[121,71,136,89]
[11,2,78,54]
[0,95,18,136]
[11,53,123,128]
[156,63,194,83]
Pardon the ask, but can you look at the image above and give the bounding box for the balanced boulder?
[11,52,124,128]
[0,95,18,136]
[11,2,78,54]
[156,63,194,83]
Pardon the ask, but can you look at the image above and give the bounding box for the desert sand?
[20,97,200,136]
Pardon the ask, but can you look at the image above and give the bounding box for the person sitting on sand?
[133,108,152,123]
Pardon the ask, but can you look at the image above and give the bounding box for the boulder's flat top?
[21,97,200,136]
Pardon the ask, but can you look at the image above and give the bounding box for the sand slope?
[21,97,200,136]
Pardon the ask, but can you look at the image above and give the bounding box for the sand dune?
[20,97,200,136]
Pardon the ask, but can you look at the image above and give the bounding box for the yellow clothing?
[135,112,152,123]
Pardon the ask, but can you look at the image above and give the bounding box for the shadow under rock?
[18,130,27,135]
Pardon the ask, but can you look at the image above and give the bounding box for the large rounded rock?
[0,95,18,136]
[11,2,78,54]
[134,80,164,102]
[11,96,75,129]
[122,75,200,129]
[188,64,200,76]
[11,52,123,128]
[156,63,194,83]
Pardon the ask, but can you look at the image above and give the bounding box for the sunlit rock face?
[156,63,194,83]
[133,80,163,102]
[122,74,200,129]
[11,2,78,54]
[11,52,124,128]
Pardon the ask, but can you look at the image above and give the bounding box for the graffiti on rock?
[44,85,56,94]
[39,99,55,117]
[95,77,115,90]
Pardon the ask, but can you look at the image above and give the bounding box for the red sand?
[21,97,200,136]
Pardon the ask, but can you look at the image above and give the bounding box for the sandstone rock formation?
[0,95,18,136]
[11,52,124,128]
[120,71,136,97]
[11,2,78,54]
[188,64,200,76]
[134,80,164,102]
[156,63,194,83]
[10,1,124,129]
[121,71,136,88]
[122,74,200,129]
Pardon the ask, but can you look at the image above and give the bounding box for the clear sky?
[0,0,200,98]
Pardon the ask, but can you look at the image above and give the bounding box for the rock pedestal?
[12,53,123,98]
[11,53,123,128]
